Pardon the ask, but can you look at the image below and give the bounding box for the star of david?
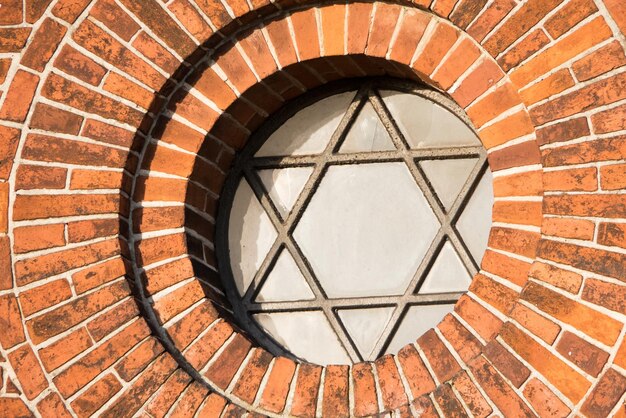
[218,80,490,364]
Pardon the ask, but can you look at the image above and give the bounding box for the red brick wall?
[0,0,625,416]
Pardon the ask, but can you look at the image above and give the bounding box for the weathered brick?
[522,378,570,418]
[290,363,322,418]
[19,279,72,316]
[451,372,492,417]
[8,345,48,400]
[529,261,583,294]
[0,70,39,122]
[205,333,252,389]
[322,365,349,418]
[467,0,516,42]
[259,357,296,414]
[0,295,27,349]
[21,19,67,72]
[582,278,626,315]
[352,362,378,417]
[37,392,72,418]
[483,340,530,387]
[418,329,460,383]
[437,314,483,363]
[39,327,93,372]
[144,369,192,418]
[581,369,626,417]
[70,374,122,418]
[573,41,626,82]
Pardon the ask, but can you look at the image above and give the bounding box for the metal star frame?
[216,78,489,363]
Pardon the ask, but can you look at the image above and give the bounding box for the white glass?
[339,101,395,153]
[255,249,315,302]
[420,158,478,210]
[338,307,395,360]
[456,170,494,263]
[255,92,356,157]
[385,304,455,354]
[254,311,351,365]
[258,167,314,218]
[418,241,472,294]
[229,180,277,295]
[294,163,439,298]
[381,90,481,148]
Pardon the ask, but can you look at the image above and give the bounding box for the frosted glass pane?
[256,92,356,157]
[339,101,395,153]
[254,311,350,365]
[419,241,472,294]
[294,163,439,298]
[381,90,480,148]
[255,250,315,302]
[385,304,454,354]
[457,169,494,264]
[258,167,313,218]
[338,307,395,360]
[229,180,277,295]
[420,158,478,210]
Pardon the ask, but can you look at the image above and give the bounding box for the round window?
[216,79,493,365]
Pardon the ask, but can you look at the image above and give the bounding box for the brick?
[103,73,154,109]
[290,9,321,62]
[166,301,217,352]
[0,398,34,418]
[510,302,561,344]
[524,279,622,345]
[433,384,466,416]
[556,331,609,377]
[0,0,23,24]
[543,136,626,167]
[322,365,349,418]
[488,227,540,259]
[450,0,489,29]
[0,295,26,349]
[483,340,530,387]
[352,362,378,417]
[238,29,276,81]
[418,329,460,383]
[592,102,626,135]
[26,280,129,344]
[8,345,48,400]
[290,363,322,418]
[439,314,484,367]
[264,19,297,68]
[522,378,570,418]
[413,22,459,78]
[467,82,520,128]
[86,298,140,341]
[455,294,502,341]
[99,354,177,418]
[0,28,31,52]
[537,117,589,147]
[366,4,402,58]
[375,355,407,410]
[169,0,213,43]
[581,369,626,417]
[53,319,149,397]
[26,0,53,23]
[396,344,436,398]
[135,233,186,266]
[213,45,257,94]
[529,261,583,294]
[205,333,252,389]
[70,169,123,190]
[259,357,296,414]
[52,0,90,23]
[39,327,93,372]
[13,223,64,254]
[115,337,164,381]
[19,279,72,316]
[389,9,430,64]
[582,278,626,315]
[42,73,144,127]
[469,355,535,417]
[153,279,204,323]
[54,45,107,86]
[544,166,598,192]
[68,218,118,243]
[81,119,134,149]
[478,110,533,149]
[169,381,209,418]
[196,393,227,418]
[493,170,542,197]
[433,38,481,90]
[546,0,598,38]
[132,31,180,75]
[0,70,39,122]
[117,0,196,57]
[451,372,492,417]
[598,222,626,249]
[531,71,626,125]
[347,2,373,54]
[600,163,626,191]
[91,0,140,41]
[574,41,626,82]
[543,217,595,242]
[467,0,516,42]
[71,374,122,418]
[15,165,66,190]
[21,18,67,72]
[520,68,575,105]
[0,237,12,290]
[0,58,10,84]
[22,134,127,167]
[545,193,626,218]
[31,103,84,135]
[0,125,20,179]
[492,200,542,226]
[145,369,192,418]
[412,395,439,417]
[231,348,272,404]
[14,238,120,285]
[484,0,564,56]
[37,393,72,418]
[470,274,518,315]
[481,250,531,287]
[143,257,193,296]
[497,29,550,72]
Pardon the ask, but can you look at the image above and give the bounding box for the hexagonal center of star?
[293,162,440,298]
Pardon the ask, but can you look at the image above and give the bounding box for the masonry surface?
[0,0,625,416]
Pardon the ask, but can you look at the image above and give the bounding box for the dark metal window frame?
[216,77,489,363]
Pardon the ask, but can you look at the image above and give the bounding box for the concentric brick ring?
[0,0,625,416]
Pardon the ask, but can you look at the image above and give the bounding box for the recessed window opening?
[216,78,494,365]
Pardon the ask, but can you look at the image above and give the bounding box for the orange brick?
[39,327,93,372]
[8,345,48,400]
[396,344,436,398]
[573,40,626,82]
[54,45,107,86]
[598,222,626,250]
[31,103,83,135]
[592,102,626,135]
[483,340,530,388]
[347,3,373,54]
[413,22,459,78]
[470,274,518,315]
[522,281,622,345]
[542,217,595,241]
[529,261,583,294]
[455,294,503,341]
[581,369,626,417]
[86,297,139,341]
[144,369,193,418]
[451,372,492,417]
[481,250,531,287]
[71,374,122,418]
[519,68,575,105]
[492,170,542,197]
[523,378,571,417]
[352,362,378,417]
[290,363,322,418]
[132,31,180,75]
[437,314,483,363]
[478,110,534,149]
[168,0,212,42]
[600,163,626,191]
[13,223,65,255]
[205,333,252,389]
[582,278,626,316]
[366,4,402,58]
[389,9,430,64]
[67,218,118,243]
[418,329,461,383]
[103,72,154,109]
[116,337,164,381]
[544,166,598,192]
[467,82,520,128]
[0,28,31,52]
[70,169,123,190]
[0,0,23,24]
[492,200,542,227]
[510,302,561,344]
[0,70,39,122]
[375,355,407,410]
[232,348,273,404]
[320,4,345,57]
[433,38,481,90]
[556,331,609,377]
[135,233,186,266]
[21,18,67,72]
[153,280,205,323]
[467,0,516,42]
[37,392,72,418]
[19,279,72,316]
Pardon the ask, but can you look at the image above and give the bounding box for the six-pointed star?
[218,80,493,365]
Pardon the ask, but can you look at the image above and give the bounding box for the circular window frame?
[215,77,492,364]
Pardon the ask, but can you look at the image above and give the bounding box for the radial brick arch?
[0,0,624,416]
